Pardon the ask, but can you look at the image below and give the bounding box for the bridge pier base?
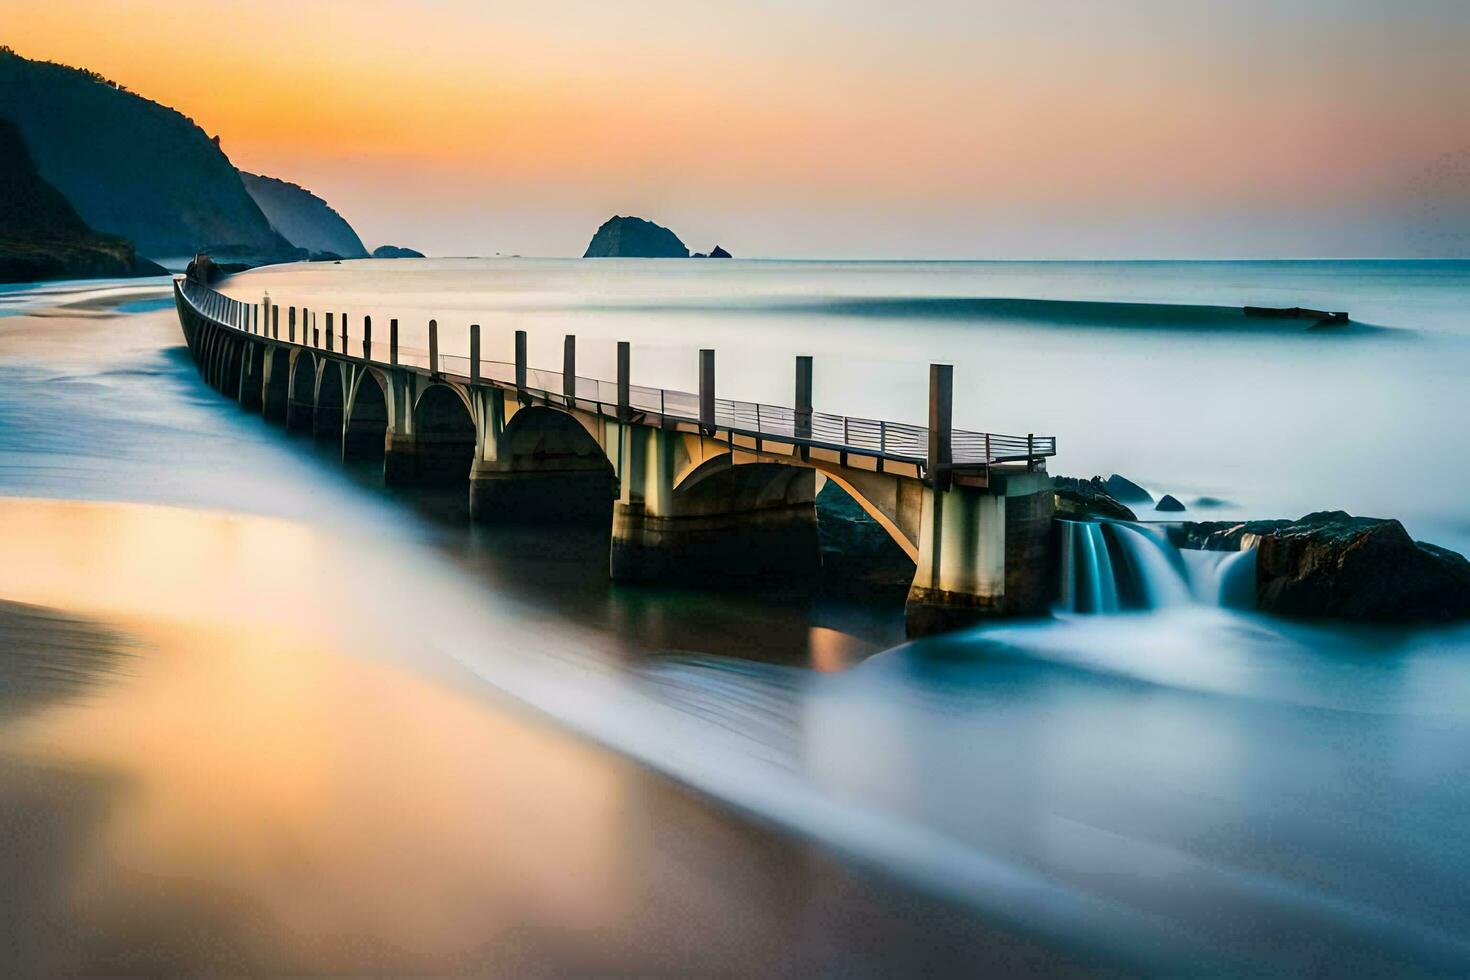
[384,432,417,486]
[611,500,819,584]
[470,463,616,524]
[904,471,1054,636]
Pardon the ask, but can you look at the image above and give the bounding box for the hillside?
[0,47,292,260]
[0,119,166,283]
[240,171,368,259]
[583,215,689,257]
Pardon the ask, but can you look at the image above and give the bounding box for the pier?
[174,270,1058,634]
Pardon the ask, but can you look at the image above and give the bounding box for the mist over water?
[3,263,1470,971]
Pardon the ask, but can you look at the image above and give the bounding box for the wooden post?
[514,329,528,399]
[428,319,439,374]
[928,364,953,490]
[795,355,813,439]
[313,324,320,347]
[363,315,372,360]
[617,341,630,421]
[341,313,348,351]
[390,318,399,366]
[699,349,715,430]
[326,312,334,352]
[470,324,481,384]
[272,305,279,339]
[1027,433,1035,472]
[563,335,576,405]
[288,307,296,343]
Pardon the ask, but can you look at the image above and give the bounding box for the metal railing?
[179,278,1057,467]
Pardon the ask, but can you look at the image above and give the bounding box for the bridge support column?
[286,353,314,433]
[905,470,1054,636]
[382,369,419,486]
[610,428,819,584]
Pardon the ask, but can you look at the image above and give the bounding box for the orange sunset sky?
[6,0,1470,257]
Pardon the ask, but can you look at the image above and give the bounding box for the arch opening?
[262,346,290,423]
[412,384,475,484]
[314,361,345,446]
[221,339,242,401]
[474,406,616,523]
[344,370,388,463]
[239,342,264,411]
[287,352,316,431]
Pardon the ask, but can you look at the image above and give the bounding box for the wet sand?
[0,498,1085,974]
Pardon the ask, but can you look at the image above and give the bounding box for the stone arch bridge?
[175,274,1056,635]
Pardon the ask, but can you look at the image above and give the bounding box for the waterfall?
[1056,519,1256,614]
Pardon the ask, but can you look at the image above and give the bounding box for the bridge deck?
[180,279,1057,472]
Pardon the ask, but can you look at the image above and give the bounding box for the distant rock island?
[583,215,690,258]
[372,245,425,259]
[0,47,293,262]
[239,172,367,259]
[0,119,165,283]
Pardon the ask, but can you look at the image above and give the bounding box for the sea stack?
[583,215,689,257]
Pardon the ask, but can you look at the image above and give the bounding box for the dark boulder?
[1052,476,1136,521]
[1172,511,1470,623]
[709,245,732,258]
[1155,494,1186,512]
[1104,474,1153,504]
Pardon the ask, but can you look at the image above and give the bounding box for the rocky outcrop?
[583,215,689,258]
[239,171,367,259]
[1104,474,1153,505]
[1155,494,1186,512]
[372,245,424,259]
[0,48,293,261]
[1172,512,1470,623]
[0,119,166,283]
[1052,476,1137,521]
[815,479,914,595]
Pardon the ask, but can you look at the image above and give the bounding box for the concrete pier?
[175,275,1058,637]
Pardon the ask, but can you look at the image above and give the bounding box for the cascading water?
[1056,519,1256,614]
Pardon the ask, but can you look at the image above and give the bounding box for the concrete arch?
[472,405,617,522]
[675,455,815,514]
[500,405,613,472]
[262,345,290,422]
[314,358,346,445]
[412,383,476,484]
[344,367,390,462]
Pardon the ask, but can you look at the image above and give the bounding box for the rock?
[1104,474,1153,504]
[709,245,732,258]
[691,252,708,258]
[1172,511,1470,623]
[1155,494,1186,512]
[0,119,166,283]
[1192,496,1233,508]
[582,215,689,258]
[239,171,368,259]
[1052,476,1137,521]
[815,479,914,595]
[372,245,425,259]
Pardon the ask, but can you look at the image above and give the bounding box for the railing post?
[470,323,481,384]
[313,324,320,347]
[795,354,813,440]
[271,305,279,339]
[880,420,887,455]
[617,341,630,421]
[514,329,527,401]
[563,335,576,405]
[1027,433,1035,472]
[363,315,372,361]
[341,313,348,352]
[699,348,715,431]
[288,307,296,343]
[326,312,334,352]
[390,318,399,366]
[429,319,439,374]
[928,363,954,490]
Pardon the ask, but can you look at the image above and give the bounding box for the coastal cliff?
[583,215,689,257]
[0,47,292,261]
[0,119,165,283]
[239,172,367,259]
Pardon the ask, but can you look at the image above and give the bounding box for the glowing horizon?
[6,0,1469,258]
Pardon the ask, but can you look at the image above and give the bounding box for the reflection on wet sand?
[0,498,1078,973]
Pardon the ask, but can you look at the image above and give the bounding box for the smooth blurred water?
[5,264,1470,972]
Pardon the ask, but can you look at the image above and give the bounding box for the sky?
[5,0,1470,258]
